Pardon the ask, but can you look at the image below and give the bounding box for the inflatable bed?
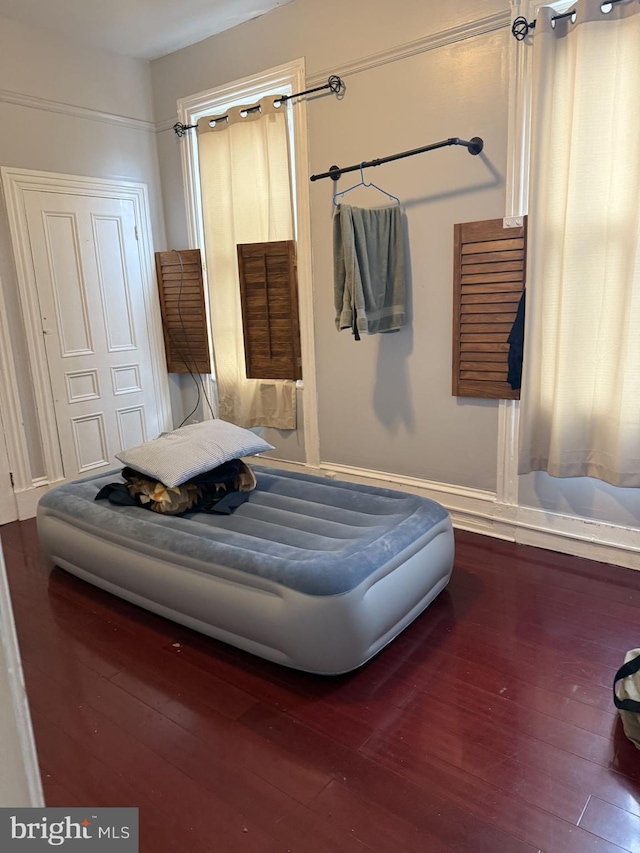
[37,466,454,674]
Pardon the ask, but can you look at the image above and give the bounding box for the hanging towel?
[333,204,406,339]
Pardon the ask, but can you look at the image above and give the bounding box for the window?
[177,62,313,433]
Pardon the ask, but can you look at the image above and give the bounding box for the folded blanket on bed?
[95,459,256,516]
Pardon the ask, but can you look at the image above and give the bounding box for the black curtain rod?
[173,75,345,137]
[512,0,625,40]
[309,136,484,182]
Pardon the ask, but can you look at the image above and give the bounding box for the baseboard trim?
[510,505,640,570]
[14,478,59,521]
[259,456,639,572]
[16,456,639,573]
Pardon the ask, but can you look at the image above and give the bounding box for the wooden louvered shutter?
[237,240,302,381]
[452,217,527,399]
[155,249,211,374]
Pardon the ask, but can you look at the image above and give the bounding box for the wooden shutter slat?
[158,268,202,277]
[453,217,526,399]
[460,271,524,285]
[237,240,302,381]
[460,294,518,313]
[460,351,507,362]
[461,323,513,335]
[461,333,511,343]
[460,358,507,378]
[155,249,211,374]
[462,250,524,265]
[461,283,523,296]
[462,313,517,325]
[461,261,524,275]
[461,296,521,307]
[460,370,507,381]
[461,342,510,353]
[461,238,524,254]
[460,302,518,316]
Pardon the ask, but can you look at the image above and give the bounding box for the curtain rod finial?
[512,15,536,40]
[173,121,197,137]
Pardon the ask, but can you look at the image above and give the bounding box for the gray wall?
[1,2,636,535]
[151,0,508,490]
[151,0,640,529]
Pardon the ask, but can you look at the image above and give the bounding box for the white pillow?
[116,419,274,487]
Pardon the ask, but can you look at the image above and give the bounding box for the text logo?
[0,808,138,851]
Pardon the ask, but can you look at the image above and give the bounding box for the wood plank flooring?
[2,517,640,852]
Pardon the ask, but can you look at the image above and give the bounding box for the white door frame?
[0,274,24,522]
[0,167,171,507]
[0,422,17,526]
[0,540,43,806]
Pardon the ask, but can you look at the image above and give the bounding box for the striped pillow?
[116,419,274,488]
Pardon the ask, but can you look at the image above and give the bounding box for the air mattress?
[37,467,454,674]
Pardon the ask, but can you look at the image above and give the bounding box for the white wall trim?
[14,480,57,522]
[177,59,321,464]
[0,87,155,133]
[512,506,640,570]
[0,421,17,526]
[0,275,30,497]
[0,167,171,498]
[495,0,537,512]
[0,542,44,806]
[258,455,503,538]
[156,116,180,134]
[257,455,640,571]
[288,66,321,467]
[496,401,519,508]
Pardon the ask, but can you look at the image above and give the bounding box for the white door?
[23,191,162,481]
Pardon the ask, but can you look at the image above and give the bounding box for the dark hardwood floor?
[2,517,640,852]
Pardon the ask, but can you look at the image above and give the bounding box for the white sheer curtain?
[519,0,640,487]
[198,98,296,430]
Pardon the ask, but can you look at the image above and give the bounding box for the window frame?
[177,60,320,464]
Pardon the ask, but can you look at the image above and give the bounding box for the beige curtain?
[198,98,296,430]
[519,0,640,487]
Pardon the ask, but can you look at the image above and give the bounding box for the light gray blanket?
[333,203,406,337]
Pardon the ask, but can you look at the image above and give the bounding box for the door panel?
[24,191,161,481]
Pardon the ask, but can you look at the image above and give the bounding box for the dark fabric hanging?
[507,290,526,391]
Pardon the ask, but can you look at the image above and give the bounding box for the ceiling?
[0,0,293,61]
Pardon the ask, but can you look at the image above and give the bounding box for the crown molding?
[0,14,511,136]
[0,87,155,133]
[156,116,178,133]
[307,10,511,87]
[157,10,511,133]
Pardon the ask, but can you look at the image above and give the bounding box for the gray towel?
[333,203,406,337]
